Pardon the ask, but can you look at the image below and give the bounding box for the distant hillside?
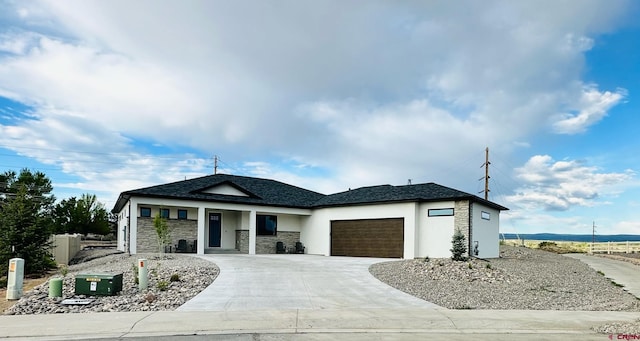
[500,233,640,242]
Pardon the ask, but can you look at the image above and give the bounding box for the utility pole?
[214,155,218,175]
[479,147,490,200]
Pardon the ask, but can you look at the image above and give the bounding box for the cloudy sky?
[1,0,639,235]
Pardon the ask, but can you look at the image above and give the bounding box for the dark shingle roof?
[112,174,508,213]
[112,174,326,212]
[314,183,508,210]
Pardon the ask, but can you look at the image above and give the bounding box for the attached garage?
[330,218,404,258]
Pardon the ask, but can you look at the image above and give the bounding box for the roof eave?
[112,192,315,210]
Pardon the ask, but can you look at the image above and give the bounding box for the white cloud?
[506,155,635,211]
[612,221,640,235]
[0,0,634,207]
[501,210,588,234]
[552,86,626,134]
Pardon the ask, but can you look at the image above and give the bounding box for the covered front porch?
[128,199,311,255]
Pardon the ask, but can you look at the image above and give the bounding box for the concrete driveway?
[564,253,640,298]
[177,254,439,311]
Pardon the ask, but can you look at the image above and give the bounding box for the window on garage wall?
[428,208,454,217]
[257,215,277,236]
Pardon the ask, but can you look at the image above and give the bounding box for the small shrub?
[468,262,473,269]
[538,241,557,248]
[611,281,624,288]
[59,265,69,278]
[170,274,180,282]
[456,305,473,310]
[486,263,492,269]
[132,263,139,284]
[150,264,159,277]
[157,280,169,291]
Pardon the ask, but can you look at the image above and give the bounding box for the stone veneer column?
[235,230,249,253]
[454,200,471,257]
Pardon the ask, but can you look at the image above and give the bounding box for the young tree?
[154,213,171,254]
[0,171,56,276]
[450,228,468,261]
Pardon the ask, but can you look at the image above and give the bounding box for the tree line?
[0,168,112,278]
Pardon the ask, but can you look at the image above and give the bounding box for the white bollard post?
[138,258,148,290]
[6,258,25,300]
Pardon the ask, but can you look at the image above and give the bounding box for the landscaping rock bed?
[370,245,640,311]
[4,252,218,315]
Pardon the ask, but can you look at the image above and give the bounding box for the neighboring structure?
[112,174,508,259]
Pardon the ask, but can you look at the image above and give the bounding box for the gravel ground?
[4,251,219,315]
[371,245,640,334]
[370,245,640,311]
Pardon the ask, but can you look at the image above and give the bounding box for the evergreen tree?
[0,182,55,276]
[450,228,468,261]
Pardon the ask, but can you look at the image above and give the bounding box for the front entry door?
[209,213,222,247]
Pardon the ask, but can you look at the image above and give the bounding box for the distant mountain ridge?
[500,233,640,242]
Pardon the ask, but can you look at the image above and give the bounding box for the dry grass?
[501,239,590,253]
[0,276,50,314]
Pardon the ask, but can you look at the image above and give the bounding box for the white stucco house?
[112,174,508,259]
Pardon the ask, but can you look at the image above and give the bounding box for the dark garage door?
[331,218,404,258]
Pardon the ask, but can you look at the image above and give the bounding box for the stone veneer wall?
[454,200,471,257]
[257,231,301,254]
[236,230,249,254]
[137,218,197,253]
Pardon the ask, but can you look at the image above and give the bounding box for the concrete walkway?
[178,254,438,311]
[565,253,640,298]
[1,308,639,340]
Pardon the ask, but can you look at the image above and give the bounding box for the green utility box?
[75,273,123,296]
